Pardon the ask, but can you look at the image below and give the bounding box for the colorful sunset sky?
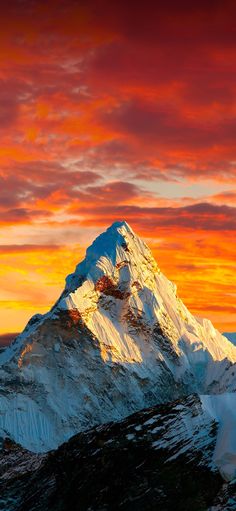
[0,0,236,340]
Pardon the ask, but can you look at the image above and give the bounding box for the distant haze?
[0,333,18,347]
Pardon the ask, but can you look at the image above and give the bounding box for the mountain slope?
[224,332,236,346]
[0,395,224,511]
[0,221,236,454]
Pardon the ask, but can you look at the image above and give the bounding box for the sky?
[0,0,236,339]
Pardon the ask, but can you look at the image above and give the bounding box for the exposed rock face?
[0,221,236,461]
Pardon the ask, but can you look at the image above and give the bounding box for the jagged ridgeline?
[0,396,226,511]
[1,221,236,481]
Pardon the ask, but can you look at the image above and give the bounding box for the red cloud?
[0,0,236,184]
[69,201,236,232]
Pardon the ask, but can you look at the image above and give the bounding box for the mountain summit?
[1,221,236,479]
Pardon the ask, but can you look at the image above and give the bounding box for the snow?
[126,433,135,440]
[201,394,236,481]
[0,220,236,481]
[148,395,217,469]
[224,332,236,346]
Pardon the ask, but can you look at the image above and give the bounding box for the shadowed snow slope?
[224,332,236,346]
[0,395,228,511]
[0,221,236,478]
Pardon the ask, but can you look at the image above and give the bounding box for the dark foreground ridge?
[1,395,234,511]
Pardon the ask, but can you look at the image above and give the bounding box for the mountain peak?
[91,219,134,243]
[88,220,135,253]
[64,220,153,294]
[107,220,131,231]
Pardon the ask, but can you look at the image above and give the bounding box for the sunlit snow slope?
[0,221,236,475]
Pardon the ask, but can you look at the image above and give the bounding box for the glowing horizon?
[0,1,236,335]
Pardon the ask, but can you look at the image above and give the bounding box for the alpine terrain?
[0,396,230,511]
[1,221,236,509]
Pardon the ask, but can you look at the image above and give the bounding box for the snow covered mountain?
[0,221,236,459]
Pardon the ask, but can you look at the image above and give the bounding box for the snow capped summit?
[64,220,154,293]
[55,220,236,371]
[0,221,236,469]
